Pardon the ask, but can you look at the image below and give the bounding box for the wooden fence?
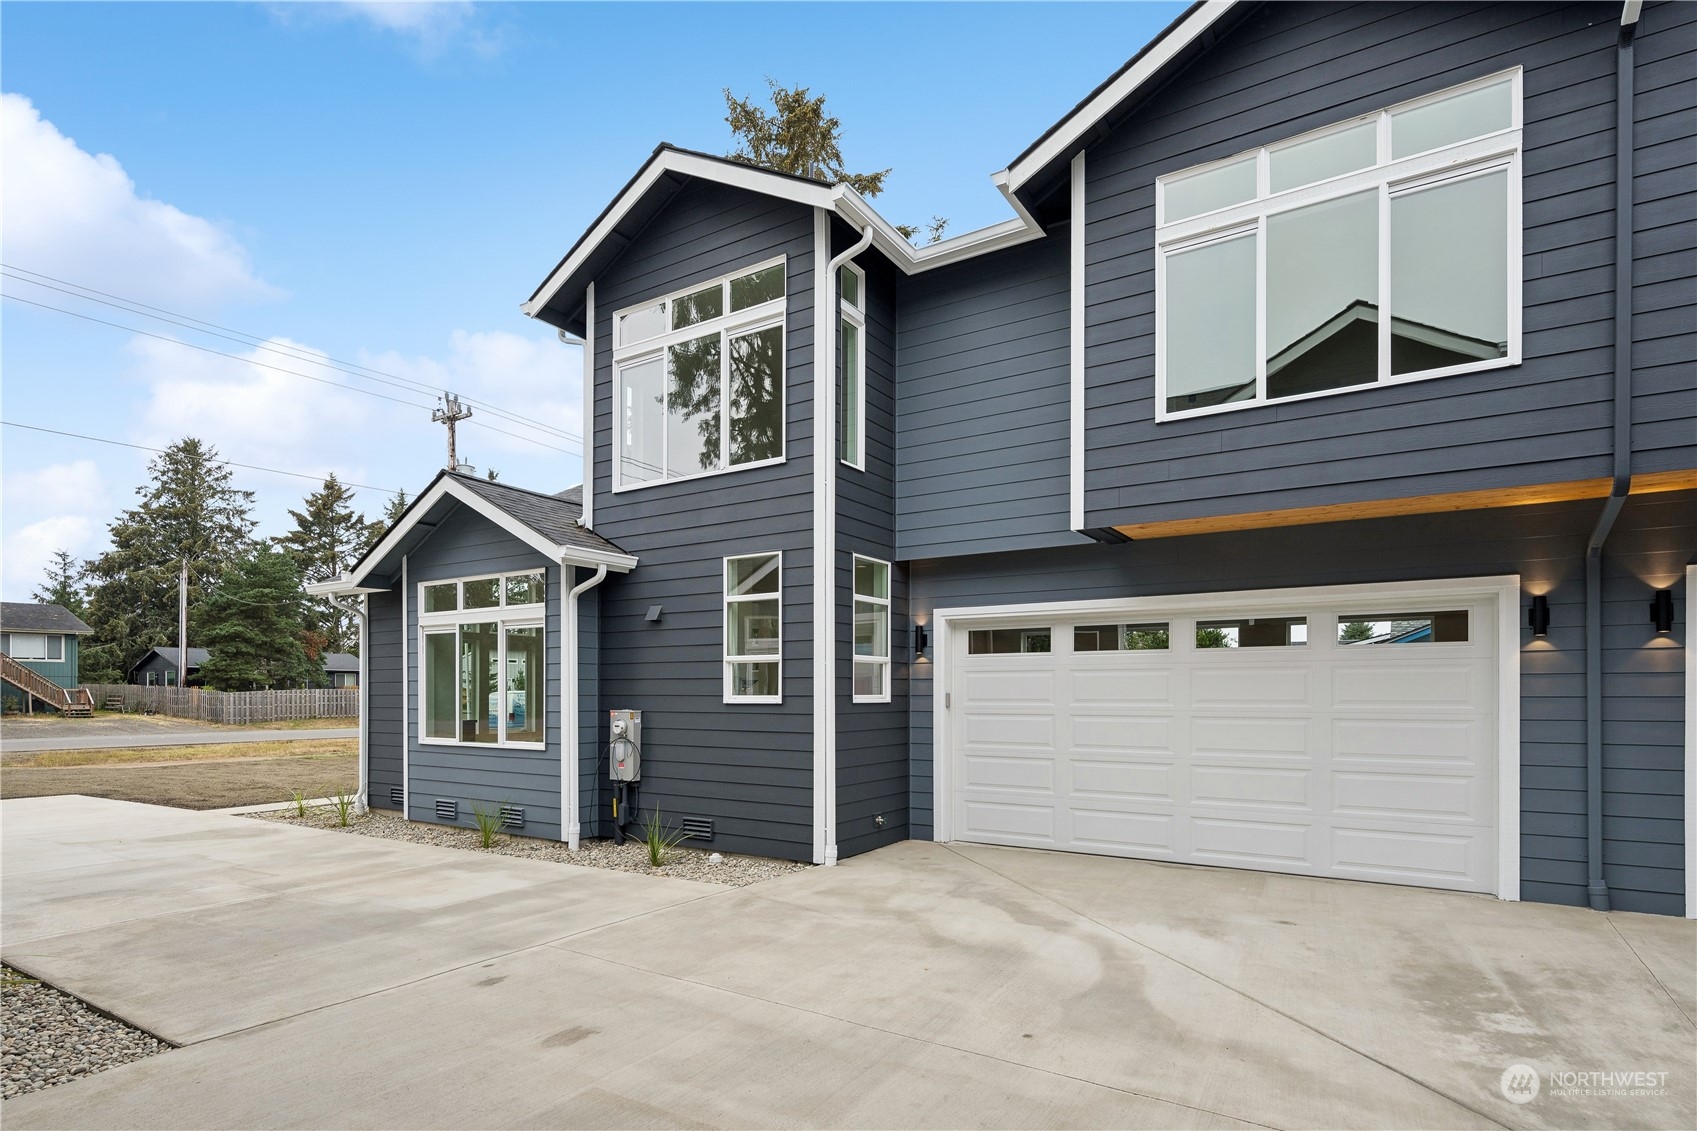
[82,684,358,725]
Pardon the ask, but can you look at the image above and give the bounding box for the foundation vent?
[681,817,714,841]
[435,799,459,821]
[389,787,404,808]
[500,805,525,829]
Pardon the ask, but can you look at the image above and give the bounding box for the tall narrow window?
[1156,70,1520,419]
[613,258,787,488]
[725,552,782,702]
[853,555,890,701]
[839,263,865,468]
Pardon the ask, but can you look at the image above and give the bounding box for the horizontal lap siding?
[908,491,1692,914]
[366,589,403,810]
[403,507,563,841]
[1080,1,1685,529]
[1632,4,1697,475]
[590,181,815,862]
[836,232,909,857]
[895,235,1083,559]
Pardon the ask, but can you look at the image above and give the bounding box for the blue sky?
[0,0,1184,598]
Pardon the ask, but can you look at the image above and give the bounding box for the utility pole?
[178,560,188,690]
[432,393,473,473]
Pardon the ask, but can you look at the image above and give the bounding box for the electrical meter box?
[609,709,641,781]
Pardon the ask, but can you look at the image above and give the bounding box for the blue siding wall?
[366,588,403,810]
[588,179,816,861]
[908,491,1692,916]
[401,506,564,841]
[894,234,1084,559]
[834,227,910,856]
[1078,1,1696,530]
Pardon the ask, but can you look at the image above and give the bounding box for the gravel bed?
[2,966,166,1100]
[246,808,810,887]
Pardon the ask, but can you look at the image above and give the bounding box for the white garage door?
[949,588,1500,892]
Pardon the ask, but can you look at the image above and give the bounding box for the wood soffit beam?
[1112,469,1697,541]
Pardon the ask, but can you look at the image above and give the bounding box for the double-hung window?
[419,571,546,748]
[5,633,61,661]
[838,263,866,469]
[1156,70,1521,420]
[725,552,781,702]
[852,556,890,701]
[613,259,786,489]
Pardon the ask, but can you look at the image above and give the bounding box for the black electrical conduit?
[1582,6,1642,912]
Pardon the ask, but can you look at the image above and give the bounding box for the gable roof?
[322,652,360,673]
[130,646,211,675]
[314,469,635,595]
[523,3,1245,330]
[1,602,93,635]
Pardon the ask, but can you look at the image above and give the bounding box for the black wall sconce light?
[913,622,930,659]
[1529,594,1551,637]
[1650,589,1674,633]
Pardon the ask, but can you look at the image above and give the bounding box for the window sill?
[724,696,783,706]
[612,455,786,494]
[1157,355,1518,424]
[418,739,547,751]
[852,695,891,705]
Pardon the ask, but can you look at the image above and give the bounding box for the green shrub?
[329,786,357,827]
[641,809,689,868]
[469,801,505,849]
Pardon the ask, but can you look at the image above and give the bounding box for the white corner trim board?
[1686,563,1695,919]
[582,281,595,529]
[930,575,1522,901]
[1069,151,1086,532]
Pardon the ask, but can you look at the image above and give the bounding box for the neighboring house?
[1,602,93,713]
[319,2,1696,917]
[127,647,209,688]
[322,652,360,688]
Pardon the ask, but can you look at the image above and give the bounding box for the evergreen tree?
[31,550,86,618]
[276,474,367,654]
[723,79,946,243]
[366,489,409,550]
[196,551,315,690]
[1339,619,1378,643]
[81,438,258,681]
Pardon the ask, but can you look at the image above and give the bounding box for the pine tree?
[81,438,258,681]
[723,79,946,243]
[31,550,86,618]
[276,474,368,654]
[196,550,316,691]
[366,489,409,550]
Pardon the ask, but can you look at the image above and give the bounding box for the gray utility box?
[609,709,641,781]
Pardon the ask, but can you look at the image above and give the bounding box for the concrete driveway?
[2,797,1691,1130]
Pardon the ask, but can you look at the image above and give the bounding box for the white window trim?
[611,256,789,493]
[724,551,783,704]
[1154,68,1523,423]
[416,569,549,750]
[6,632,59,662]
[839,262,867,472]
[852,554,891,703]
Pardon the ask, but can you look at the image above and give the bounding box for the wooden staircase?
[1,653,93,716]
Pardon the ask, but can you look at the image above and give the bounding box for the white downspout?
[563,562,608,850]
[814,221,875,867]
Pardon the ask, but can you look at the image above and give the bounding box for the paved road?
[3,796,1691,1129]
[0,728,355,754]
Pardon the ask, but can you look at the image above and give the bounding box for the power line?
[1,292,578,455]
[1,264,585,447]
[0,420,403,494]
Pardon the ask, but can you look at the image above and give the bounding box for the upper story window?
[613,258,786,490]
[419,570,546,748]
[1155,70,1520,421]
[5,633,63,662]
[838,263,866,469]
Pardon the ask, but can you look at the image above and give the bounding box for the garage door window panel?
[1197,617,1307,648]
[1338,611,1468,645]
[969,628,1052,655]
[1074,623,1170,651]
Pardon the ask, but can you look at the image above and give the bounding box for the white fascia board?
[304,580,389,597]
[1001,0,1239,195]
[346,477,635,588]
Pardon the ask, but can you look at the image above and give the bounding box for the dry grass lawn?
[3,738,354,768]
[0,749,356,809]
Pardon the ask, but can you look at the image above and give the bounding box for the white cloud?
[2,515,99,598]
[0,93,275,310]
[360,329,582,462]
[2,459,108,519]
[274,2,501,60]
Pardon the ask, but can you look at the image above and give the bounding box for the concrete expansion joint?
[939,846,1516,1131]
[1604,917,1696,1030]
[553,943,1281,1131]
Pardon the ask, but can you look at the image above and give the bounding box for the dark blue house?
[320,1,1696,917]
